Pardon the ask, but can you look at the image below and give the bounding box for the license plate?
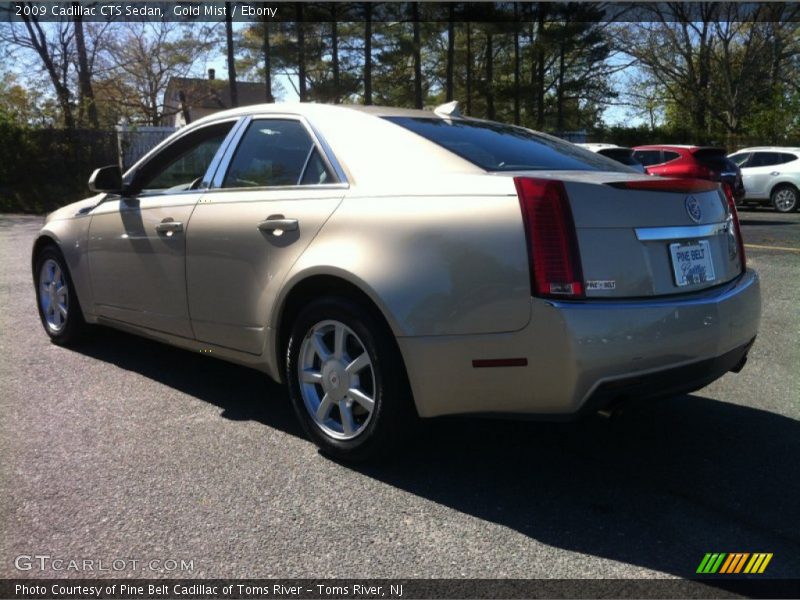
[669,240,716,287]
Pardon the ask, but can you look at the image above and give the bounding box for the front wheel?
[285,297,415,461]
[771,185,798,213]
[34,245,88,345]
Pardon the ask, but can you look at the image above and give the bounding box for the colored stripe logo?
[697,553,773,574]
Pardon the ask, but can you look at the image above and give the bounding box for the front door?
[186,117,345,355]
[88,120,238,338]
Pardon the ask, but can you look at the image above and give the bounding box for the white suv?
[728,147,800,212]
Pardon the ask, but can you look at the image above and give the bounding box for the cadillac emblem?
[686,196,702,223]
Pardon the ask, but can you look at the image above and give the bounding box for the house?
[162,69,268,127]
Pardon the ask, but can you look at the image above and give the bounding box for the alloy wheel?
[39,258,68,333]
[298,319,376,440]
[773,188,797,212]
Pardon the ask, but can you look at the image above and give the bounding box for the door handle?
[771,171,780,176]
[155,219,183,235]
[257,215,298,234]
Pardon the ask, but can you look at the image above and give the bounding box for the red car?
[632,145,746,202]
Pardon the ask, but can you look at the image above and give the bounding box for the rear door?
[88,119,238,337]
[186,116,345,355]
[742,152,784,197]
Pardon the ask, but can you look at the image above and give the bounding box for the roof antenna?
[434,100,461,118]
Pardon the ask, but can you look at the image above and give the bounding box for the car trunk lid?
[506,171,745,299]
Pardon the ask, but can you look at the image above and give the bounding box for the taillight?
[722,184,747,273]
[514,177,584,299]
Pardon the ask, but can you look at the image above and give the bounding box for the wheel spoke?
[312,333,331,362]
[347,388,375,412]
[56,286,67,299]
[58,304,68,318]
[338,400,356,435]
[345,352,370,375]
[316,393,334,421]
[301,369,323,384]
[333,323,346,359]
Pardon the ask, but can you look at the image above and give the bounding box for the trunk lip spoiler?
[605,178,720,193]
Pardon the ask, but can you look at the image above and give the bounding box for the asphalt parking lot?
[1,210,798,581]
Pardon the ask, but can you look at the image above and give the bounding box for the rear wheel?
[285,296,415,461]
[771,185,798,213]
[34,246,88,346]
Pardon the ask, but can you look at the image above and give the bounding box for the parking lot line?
[744,243,800,253]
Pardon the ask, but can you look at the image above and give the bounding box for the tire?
[34,245,88,346]
[285,296,416,462]
[771,184,799,213]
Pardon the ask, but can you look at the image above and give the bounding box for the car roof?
[577,143,624,150]
[185,102,486,188]
[731,147,800,153]
[189,102,438,126]
[632,145,726,153]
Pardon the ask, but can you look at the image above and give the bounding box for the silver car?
[728,147,800,212]
[33,103,761,460]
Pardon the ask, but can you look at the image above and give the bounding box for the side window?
[301,148,331,185]
[222,119,332,188]
[780,153,798,164]
[136,122,234,193]
[750,152,783,167]
[633,150,663,167]
[662,151,681,162]
[728,153,750,168]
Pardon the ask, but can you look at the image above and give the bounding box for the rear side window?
[662,151,681,162]
[781,153,798,163]
[384,117,629,172]
[749,152,785,168]
[633,150,663,166]
[223,119,331,188]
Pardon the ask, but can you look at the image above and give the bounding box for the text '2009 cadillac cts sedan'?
[33,103,761,460]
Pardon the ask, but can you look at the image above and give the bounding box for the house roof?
[165,77,268,111]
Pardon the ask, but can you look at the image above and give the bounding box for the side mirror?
[88,165,123,194]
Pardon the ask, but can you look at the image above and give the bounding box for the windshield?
[385,117,631,173]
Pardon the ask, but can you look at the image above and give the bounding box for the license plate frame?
[669,240,716,287]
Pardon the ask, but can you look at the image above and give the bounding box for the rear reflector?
[472,358,528,368]
[722,183,747,273]
[606,178,720,193]
[514,177,584,299]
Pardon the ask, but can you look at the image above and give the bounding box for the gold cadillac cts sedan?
[33,103,761,460]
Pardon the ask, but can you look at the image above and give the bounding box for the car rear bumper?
[398,269,761,418]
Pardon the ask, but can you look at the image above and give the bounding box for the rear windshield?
[692,148,737,173]
[385,117,631,173]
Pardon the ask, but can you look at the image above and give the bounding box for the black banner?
[2,2,800,23]
[3,579,800,600]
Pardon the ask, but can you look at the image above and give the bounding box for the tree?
[364,3,373,104]
[2,9,76,128]
[98,22,216,125]
[225,2,238,107]
[411,3,422,108]
[72,4,98,128]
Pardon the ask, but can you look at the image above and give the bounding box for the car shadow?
[71,328,800,583]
